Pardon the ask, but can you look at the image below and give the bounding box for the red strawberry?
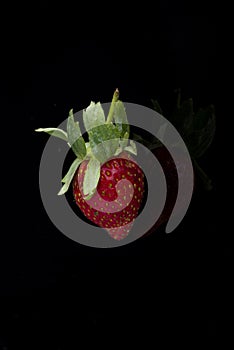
[72,152,145,240]
[36,89,146,241]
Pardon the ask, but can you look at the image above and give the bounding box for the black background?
[1,2,222,348]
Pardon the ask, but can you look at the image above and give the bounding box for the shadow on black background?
[0,3,221,348]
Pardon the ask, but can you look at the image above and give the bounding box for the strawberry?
[138,90,215,237]
[72,152,144,240]
[36,88,215,241]
[36,89,145,240]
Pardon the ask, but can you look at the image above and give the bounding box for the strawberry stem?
[106,88,119,124]
[175,88,181,109]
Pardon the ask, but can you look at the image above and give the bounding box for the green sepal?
[124,140,137,155]
[113,100,130,138]
[83,101,105,132]
[67,109,86,159]
[170,98,194,134]
[151,94,216,158]
[83,158,101,199]
[151,99,163,115]
[114,134,136,157]
[131,132,145,144]
[35,128,68,141]
[132,132,162,150]
[119,131,129,149]
[180,98,194,134]
[186,105,216,158]
[58,157,82,195]
[156,123,168,141]
[114,147,123,156]
[193,105,215,130]
[89,124,120,163]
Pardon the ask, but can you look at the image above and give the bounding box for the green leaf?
[58,157,82,195]
[124,140,137,155]
[132,132,145,144]
[35,128,68,141]
[180,98,194,134]
[114,147,123,156]
[156,123,168,142]
[168,98,194,139]
[132,132,162,150]
[151,99,163,115]
[119,131,129,149]
[83,102,105,132]
[187,105,216,158]
[83,158,101,199]
[193,105,215,130]
[113,101,130,138]
[67,109,86,159]
[114,133,131,156]
[89,124,120,163]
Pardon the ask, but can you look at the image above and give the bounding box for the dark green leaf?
[151,99,163,114]
[169,98,194,136]
[180,98,194,134]
[187,105,216,158]
[132,132,162,150]
[193,105,215,130]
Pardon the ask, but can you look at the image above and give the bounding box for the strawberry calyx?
[133,89,215,190]
[35,89,138,198]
